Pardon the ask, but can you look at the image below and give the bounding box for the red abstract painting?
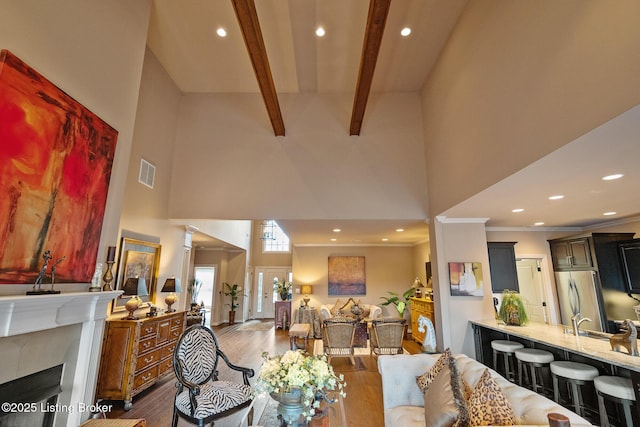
[0,50,118,284]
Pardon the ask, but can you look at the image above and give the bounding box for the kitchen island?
[471,319,640,420]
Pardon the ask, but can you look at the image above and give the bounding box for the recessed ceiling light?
[216,27,227,37]
[400,27,411,37]
[333,228,341,233]
[396,228,404,232]
[315,27,325,37]
[602,173,623,181]
[603,211,617,216]
[534,222,545,226]
[548,195,564,200]
[381,238,389,242]
[512,208,524,213]
[330,238,337,242]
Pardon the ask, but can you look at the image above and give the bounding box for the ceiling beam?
[232,0,285,136]
[350,0,392,136]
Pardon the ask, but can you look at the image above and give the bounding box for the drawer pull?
[143,342,151,348]
[142,373,152,381]
[144,356,155,363]
[175,319,182,324]
[160,321,170,327]
[144,327,153,333]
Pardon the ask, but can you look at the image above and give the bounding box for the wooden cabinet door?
[568,238,592,268]
[550,241,572,269]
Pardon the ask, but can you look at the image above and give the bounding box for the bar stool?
[550,361,599,419]
[594,375,636,427]
[491,340,524,382]
[515,348,554,396]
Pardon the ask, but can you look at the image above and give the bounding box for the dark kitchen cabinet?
[619,239,640,293]
[550,238,592,270]
[487,242,519,292]
[549,233,635,289]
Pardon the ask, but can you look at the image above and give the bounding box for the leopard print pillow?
[416,348,451,393]
[467,369,516,426]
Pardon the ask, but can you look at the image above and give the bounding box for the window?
[262,220,290,253]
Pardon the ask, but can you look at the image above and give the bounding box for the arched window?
[262,220,290,253]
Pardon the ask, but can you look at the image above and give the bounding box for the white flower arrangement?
[255,350,347,419]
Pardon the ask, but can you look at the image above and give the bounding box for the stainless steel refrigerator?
[555,271,605,332]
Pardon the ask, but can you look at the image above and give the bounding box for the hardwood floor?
[105,319,422,426]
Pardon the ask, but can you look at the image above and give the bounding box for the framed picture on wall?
[111,237,161,313]
[449,262,484,296]
[328,256,366,296]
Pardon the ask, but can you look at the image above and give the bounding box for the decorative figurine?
[27,250,62,295]
[418,315,437,354]
[609,319,639,357]
[49,256,66,293]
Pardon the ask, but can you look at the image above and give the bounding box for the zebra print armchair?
[172,325,254,426]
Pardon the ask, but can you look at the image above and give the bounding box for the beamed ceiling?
[149,1,640,247]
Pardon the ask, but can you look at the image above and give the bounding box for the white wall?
[0,1,150,292]
[431,219,495,356]
[169,92,428,221]
[291,245,416,311]
[422,0,640,217]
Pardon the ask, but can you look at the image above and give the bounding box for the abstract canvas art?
[0,50,118,284]
[449,262,484,296]
[328,256,366,296]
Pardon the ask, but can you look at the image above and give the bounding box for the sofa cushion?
[467,368,516,426]
[329,299,343,316]
[416,348,451,393]
[423,354,469,427]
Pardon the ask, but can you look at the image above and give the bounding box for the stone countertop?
[470,319,640,373]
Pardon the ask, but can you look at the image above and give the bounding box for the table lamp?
[162,276,182,312]
[122,276,148,320]
[300,285,313,307]
[412,277,424,298]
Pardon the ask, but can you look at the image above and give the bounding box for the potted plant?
[224,282,242,325]
[380,287,416,317]
[274,278,292,301]
[498,290,528,326]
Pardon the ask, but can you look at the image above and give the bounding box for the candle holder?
[102,260,115,291]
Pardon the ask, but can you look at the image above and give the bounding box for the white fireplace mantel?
[0,291,122,426]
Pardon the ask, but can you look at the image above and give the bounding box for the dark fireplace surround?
[0,365,63,427]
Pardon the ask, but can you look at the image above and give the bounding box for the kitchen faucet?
[571,313,592,336]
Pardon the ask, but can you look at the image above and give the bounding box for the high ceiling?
[150,0,640,247]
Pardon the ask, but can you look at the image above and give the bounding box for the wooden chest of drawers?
[96,311,185,409]
[410,297,435,345]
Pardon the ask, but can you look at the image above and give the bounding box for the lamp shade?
[137,277,148,297]
[123,276,148,296]
[162,277,181,293]
[413,277,424,288]
[123,277,139,295]
[300,285,313,295]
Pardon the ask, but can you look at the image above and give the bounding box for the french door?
[252,267,291,319]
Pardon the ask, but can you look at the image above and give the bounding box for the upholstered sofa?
[319,299,382,321]
[377,353,594,427]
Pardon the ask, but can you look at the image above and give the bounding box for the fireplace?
[0,365,63,427]
[0,291,120,426]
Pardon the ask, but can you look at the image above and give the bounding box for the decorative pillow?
[356,300,371,318]
[416,348,451,393]
[329,299,343,316]
[423,353,469,427]
[467,369,516,426]
[340,298,355,312]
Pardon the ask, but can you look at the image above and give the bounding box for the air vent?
[138,158,155,189]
